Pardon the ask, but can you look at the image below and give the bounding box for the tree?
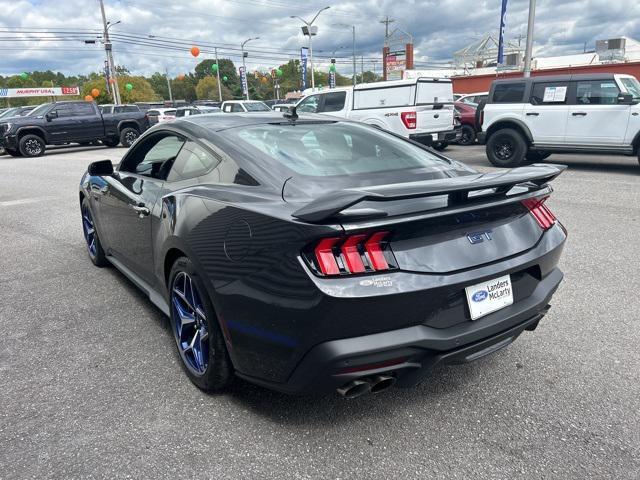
[170,74,197,102]
[81,75,158,103]
[148,72,169,100]
[195,77,233,101]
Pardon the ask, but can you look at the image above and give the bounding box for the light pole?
[334,23,357,86]
[98,0,121,104]
[523,0,537,77]
[291,6,330,90]
[241,36,259,100]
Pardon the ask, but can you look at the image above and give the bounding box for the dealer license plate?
[465,275,514,320]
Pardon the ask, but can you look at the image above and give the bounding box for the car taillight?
[400,111,417,130]
[522,196,556,230]
[309,231,396,276]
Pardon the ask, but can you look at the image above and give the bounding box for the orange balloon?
[91,88,100,98]
[177,74,185,80]
[108,78,115,84]
[190,46,200,57]
[84,95,94,102]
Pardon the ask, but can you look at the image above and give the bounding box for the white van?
[296,78,460,150]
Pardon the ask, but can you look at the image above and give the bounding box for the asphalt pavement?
[0,144,638,479]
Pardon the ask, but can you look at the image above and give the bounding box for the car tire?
[486,128,527,168]
[119,127,139,148]
[525,151,551,163]
[102,137,120,147]
[432,142,448,151]
[18,134,46,157]
[458,125,476,146]
[4,147,22,157]
[81,197,108,267]
[168,256,233,392]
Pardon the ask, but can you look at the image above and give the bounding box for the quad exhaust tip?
[336,374,397,399]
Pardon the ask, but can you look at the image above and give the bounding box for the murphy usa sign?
[0,86,80,98]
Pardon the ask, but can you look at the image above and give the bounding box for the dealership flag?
[497,0,508,64]
[300,47,308,90]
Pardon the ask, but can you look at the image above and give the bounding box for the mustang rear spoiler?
[292,163,567,223]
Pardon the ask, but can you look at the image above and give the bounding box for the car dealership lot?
[0,146,638,479]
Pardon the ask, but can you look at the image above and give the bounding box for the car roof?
[179,112,335,131]
[492,73,618,85]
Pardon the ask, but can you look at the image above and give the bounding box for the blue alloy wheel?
[81,204,97,258]
[171,271,209,375]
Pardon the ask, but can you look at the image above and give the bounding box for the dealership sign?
[0,86,80,98]
[386,50,406,80]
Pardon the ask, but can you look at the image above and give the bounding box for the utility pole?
[165,67,173,104]
[215,47,222,102]
[98,0,121,104]
[380,16,395,42]
[335,24,357,86]
[241,37,259,100]
[361,55,364,81]
[523,0,536,77]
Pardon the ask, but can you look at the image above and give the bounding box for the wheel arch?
[486,119,533,145]
[117,120,140,133]
[16,126,49,143]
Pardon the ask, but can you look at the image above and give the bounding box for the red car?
[454,101,478,146]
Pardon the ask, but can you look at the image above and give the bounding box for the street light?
[334,23,357,86]
[291,6,330,90]
[241,36,259,100]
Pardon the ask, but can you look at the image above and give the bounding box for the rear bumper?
[410,127,461,146]
[236,266,563,395]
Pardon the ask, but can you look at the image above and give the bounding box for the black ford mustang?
[79,112,567,398]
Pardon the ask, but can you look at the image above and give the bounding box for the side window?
[167,141,220,182]
[320,91,346,112]
[71,103,96,116]
[297,95,321,113]
[491,83,526,103]
[124,105,139,112]
[120,134,185,180]
[530,82,569,105]
[232,103,244,112]
[575,80,620,105]
[223,104,233,113]
[54,104,74,118]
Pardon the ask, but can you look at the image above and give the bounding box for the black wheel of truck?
[486,128,527,168]
[102,137,120,148]
[432,142,448,151]
[120,127,139,148]
[458,125,476,146]
[19,134,46,157]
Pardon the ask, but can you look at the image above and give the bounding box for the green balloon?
[211,64,219,73]
[125,83,133,91]
[222,76,228,82]
[329,64,336,73]
[20,72,28,80]
[276,68,283,77]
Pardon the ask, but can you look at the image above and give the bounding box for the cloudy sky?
[0,0,639,77]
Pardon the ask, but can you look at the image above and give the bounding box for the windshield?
[230,122,452,177]
[0,108,19,119]
[244,102,271,112]
[620,77,640,99]
[27,103,53,117]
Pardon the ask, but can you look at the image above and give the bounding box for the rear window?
[147,110,160,116]
[229,122,451,177]
[491,82,526,103]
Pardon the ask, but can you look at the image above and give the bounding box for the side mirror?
[617,92,634,104]
[45,111,58,121]
[88,160,114,176]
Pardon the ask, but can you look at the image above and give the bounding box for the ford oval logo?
[472,290,488,302]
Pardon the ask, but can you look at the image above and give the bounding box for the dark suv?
[0,101,149,157]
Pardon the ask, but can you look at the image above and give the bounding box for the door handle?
[572,112,587,116]
[131,204,150,217]
[526,112,539,116]
[632,112,639,116]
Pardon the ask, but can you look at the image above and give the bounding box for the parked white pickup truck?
[296,78,460,150]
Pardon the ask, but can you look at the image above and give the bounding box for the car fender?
[15,125,50,143]
[117,119,141,133]
[485,116,534,144]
